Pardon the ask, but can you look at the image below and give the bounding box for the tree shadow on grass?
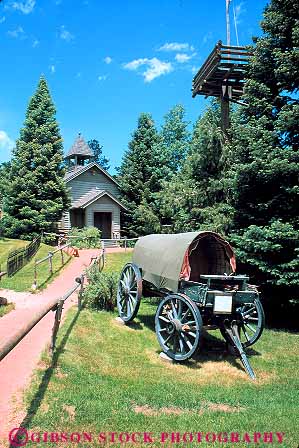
[9,309,80,447]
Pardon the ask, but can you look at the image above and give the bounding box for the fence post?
[60,248,64,265]
[32,260,38,290]
[48,252,53,275]
[50,298,64,356]
[101,241,106,264]
[124,237,127,252]
[77,276,84,310]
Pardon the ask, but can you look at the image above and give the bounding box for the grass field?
[0,238,71,291]
[0,303,15,318]
[0,238,27,269]
[19,252,298,447]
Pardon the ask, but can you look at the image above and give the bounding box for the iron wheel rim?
[155,294,202,361]
[117,263,142,322]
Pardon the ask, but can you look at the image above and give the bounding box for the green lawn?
[0,238,71,291]
[20,252,298,447]
[0,302,15,318]
[0,237,27,269]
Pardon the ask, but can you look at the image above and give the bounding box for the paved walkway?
[0,248,126,443]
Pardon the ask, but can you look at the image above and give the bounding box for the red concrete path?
[0,248,127,443]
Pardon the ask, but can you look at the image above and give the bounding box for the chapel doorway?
[94,212,112,238]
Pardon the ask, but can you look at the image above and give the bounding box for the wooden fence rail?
[7,236,41,277]
[32,242,72,289]
[0,252,103,363]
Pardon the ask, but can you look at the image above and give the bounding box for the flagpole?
[226,0,231,46]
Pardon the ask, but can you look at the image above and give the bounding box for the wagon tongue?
[223,321,256,380]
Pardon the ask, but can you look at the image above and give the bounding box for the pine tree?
[228,0,299,306]
[0,162,11,205]
[160,104,190,175]
[159,101,231,233]
[117,113,165,236]
[88,139,110,171]
[1,77,70,239]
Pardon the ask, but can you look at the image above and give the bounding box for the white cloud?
[191,66,199,74]
[158,42,194,52]
[104,56,112,64]
[32,38,39,47]
[123,58,148,71]
[7,26,25,38]
[10,0,35,14]
[124,57,173,83]
[0,131,15,153]
[0,16,6,24]
[98,75,107,81]
[144,59,173,82]
[175,53,193,63]
[50,65,55,74]
[60,25,74,42]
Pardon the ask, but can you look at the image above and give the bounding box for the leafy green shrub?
[83,268,118,311]
[43,233,58,246]
[119,239,137,249]
[69,227,101,249]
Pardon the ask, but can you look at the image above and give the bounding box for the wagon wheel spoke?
[176,298,183,318]
[184,330,197,338]
[164,333,174,345]
[181,309,191,323]
[159,315,170,323]
[130,290,137,295]
[117,263,142,322]
[240,323,250,342]
[244,323,256,333]
[181,332,193,350]
[178,337,185,354]
[237,298,265,348]
[171,301,178,319]
[155,294,202,362]
[123,270,129,286]
[120,279,126,290]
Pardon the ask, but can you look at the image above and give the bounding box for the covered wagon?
[117,231,264,379]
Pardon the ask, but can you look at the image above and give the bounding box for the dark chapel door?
[94,212,112,238]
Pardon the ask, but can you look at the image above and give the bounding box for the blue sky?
[0,0,268,173]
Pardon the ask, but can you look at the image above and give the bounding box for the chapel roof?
[65,133,93,159]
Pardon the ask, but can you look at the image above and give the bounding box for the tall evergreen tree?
[1,77,70,239]
[0,162,11,205]
[160,104,190,175]
[159,101,231,233]
[88,139,110,171]
[227,0,299,305]
[117,113,165,236]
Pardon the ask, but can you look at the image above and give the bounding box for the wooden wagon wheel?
[117,263,142,322]
[221,297,265,348]
[155,293,203,361]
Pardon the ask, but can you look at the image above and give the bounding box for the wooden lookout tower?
[192,0,251,131]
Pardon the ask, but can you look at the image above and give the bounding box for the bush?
[83,268,118,311]
[43,233,58,246]
[119,239,137,249]
[69,227,101,249]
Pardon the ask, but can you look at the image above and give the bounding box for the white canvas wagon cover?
[132,231,236,293]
